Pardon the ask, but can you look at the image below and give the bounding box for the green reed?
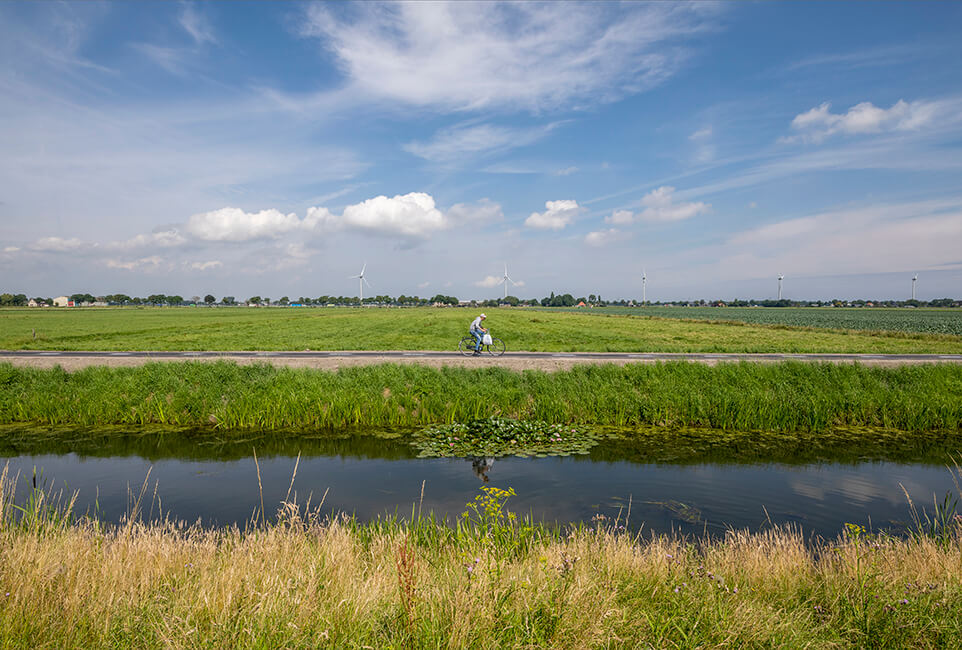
[1,360,961,432]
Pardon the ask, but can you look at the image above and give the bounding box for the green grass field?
[3,306,962,352]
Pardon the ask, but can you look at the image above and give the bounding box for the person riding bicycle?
[469,313,487,356]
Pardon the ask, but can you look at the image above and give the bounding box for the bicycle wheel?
[458,337,477,356]
[485,338,505,357]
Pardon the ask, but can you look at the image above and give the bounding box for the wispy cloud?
[300,2,719,112]
[404,122,562,162]
[179,4,217,46]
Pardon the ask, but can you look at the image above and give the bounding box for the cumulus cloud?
[3,246,20,253]
[585,228,623,247]
[605,209,635,225]
[301,2,716,112]
[186,207,307,242]
[638,186,710,222]
[335,192,447,237]
[783,99,939,143]
[30,237,87,252]
[404,123,560,162]
[446,198,503,224]
[525,199,580,230]
[475,275,503,288]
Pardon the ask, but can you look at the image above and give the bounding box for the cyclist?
[469,313,487,356]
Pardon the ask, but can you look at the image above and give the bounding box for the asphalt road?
[2,350,961,363]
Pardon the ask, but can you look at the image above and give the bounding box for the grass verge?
[1,360,961,432]
[2,466,962,648]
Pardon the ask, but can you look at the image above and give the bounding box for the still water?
[2,429,959,539]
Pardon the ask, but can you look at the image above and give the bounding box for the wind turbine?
[642,269,647,304]
[499,263,519,300]
[912,274,918,300]
[777,274,784,300]
[349,263,372,303]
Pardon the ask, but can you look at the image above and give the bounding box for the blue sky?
[2,1,961,301]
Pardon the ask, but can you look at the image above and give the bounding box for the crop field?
[570,306,962,336]
[3,306,962,353]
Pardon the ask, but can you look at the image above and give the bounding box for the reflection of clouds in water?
[790,470,941,507]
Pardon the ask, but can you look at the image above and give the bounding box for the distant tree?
[147,294,166,305]
[930,298,955,307]
[168,295,184,305]
[503,295,519,306]
[204,294,216,305]
[279,296,289,306]
[221,296,236,305]
[248,296,262,305]
[588,294,596,303]
[191,296,201,304]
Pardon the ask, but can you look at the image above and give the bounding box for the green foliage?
[582,305,962,337]
[2,305,962,352]
[413,417,598,457]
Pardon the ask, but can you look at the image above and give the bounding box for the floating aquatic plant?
[412,417,600,458]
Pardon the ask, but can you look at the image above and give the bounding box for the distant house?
[53,296,69,307]
[28,299,38,307]
[576,301,586,307]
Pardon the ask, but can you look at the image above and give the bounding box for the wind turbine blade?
[360,262,367,275]
[363,277,372,289]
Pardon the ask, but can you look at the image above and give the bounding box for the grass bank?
[2,360,961,432]
[4,306,962,352]
[2,470,962,649]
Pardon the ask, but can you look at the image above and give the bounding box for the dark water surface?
[2,427,959,539]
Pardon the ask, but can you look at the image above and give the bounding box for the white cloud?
[109,229,186,250]
[585,228,622,247]
[301,2,717,112]
[605,209,635,225]
[105,255,164,271]
[335,192,447,237]
[475,275,502,288]
[553,166,579,176]
[188,260,222,271]
[784,99,939,143]
[417,281,430,289]
[525,199,580,230]
[186,207,306,242]
[638,186,710,222]
[689,126,712,140]
[179,5,217,45]
[3,246,20,253]
[446,198,503,224]
[404,123,560,162]
[30,236,87,252]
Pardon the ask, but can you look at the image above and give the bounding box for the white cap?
[480,313,486,318]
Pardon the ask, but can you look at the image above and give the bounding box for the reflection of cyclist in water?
[470,456,495,482]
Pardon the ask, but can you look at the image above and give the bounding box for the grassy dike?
[2,360,961,432]
[2,470,962,649]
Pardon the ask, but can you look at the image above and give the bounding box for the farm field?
[3,306,962,353]
[571,305,962,336]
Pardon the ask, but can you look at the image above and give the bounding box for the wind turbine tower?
[349,263,371,303]
[642,269,647,304]
[777,274,784,300]
[912,274,918,301]
[499,263,518,300]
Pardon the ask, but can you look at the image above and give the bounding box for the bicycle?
[458,332,505,357]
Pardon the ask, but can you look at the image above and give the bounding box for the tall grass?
[2,360,961,432]
[2,466,962,648]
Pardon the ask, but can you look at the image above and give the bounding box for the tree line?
[1,291,958,308]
